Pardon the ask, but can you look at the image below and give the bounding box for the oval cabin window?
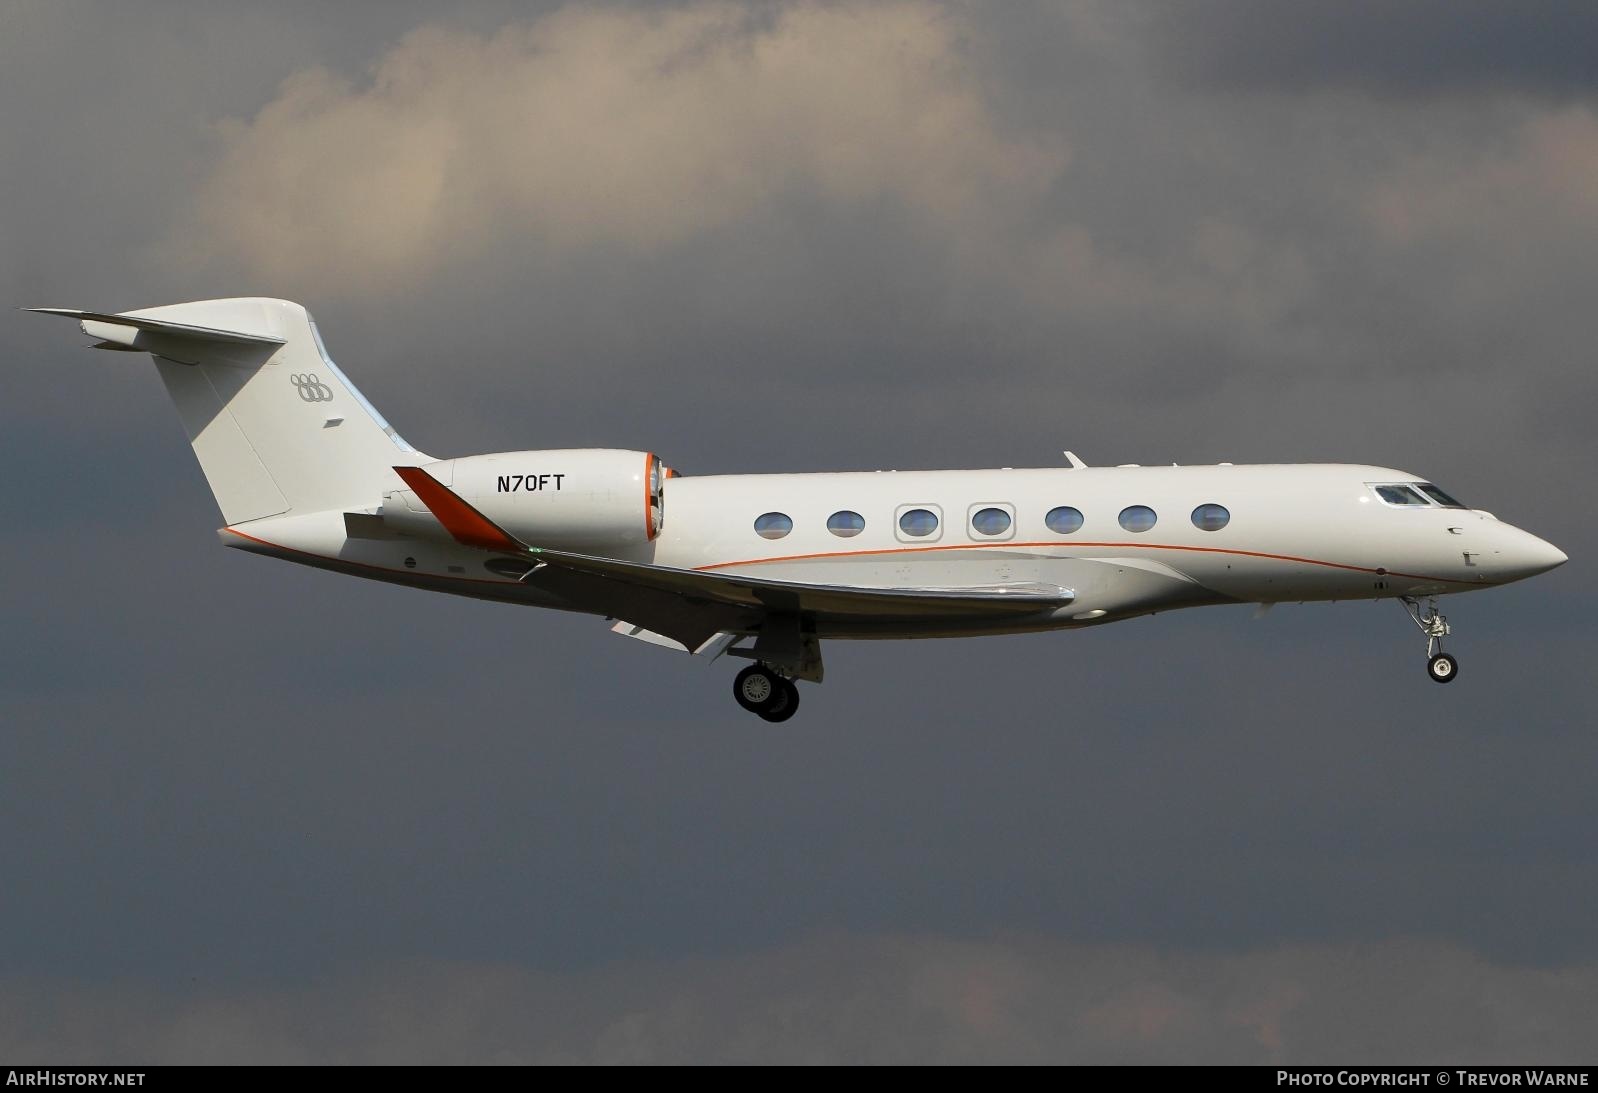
[971,507,1012,536]
[827,510,865,538]
[753,512,793,540]
[1045,506,1084,534]
[1118,505,1157,533]
[898,508,939,537]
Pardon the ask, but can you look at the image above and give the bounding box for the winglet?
[392,466,526,553]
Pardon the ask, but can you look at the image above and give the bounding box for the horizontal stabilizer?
[28,308,287,347]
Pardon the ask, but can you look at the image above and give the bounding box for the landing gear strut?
[733,663,801,722]
[1400,596,1457,684]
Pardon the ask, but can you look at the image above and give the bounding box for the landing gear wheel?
[733,665,781,713]
[1402,597,1459,687]
[759,679,800,723]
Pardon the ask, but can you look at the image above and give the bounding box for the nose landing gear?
[1401,596,1458,684]
[733,663,801,722]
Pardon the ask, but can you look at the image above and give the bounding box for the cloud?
[6,3,1597,1066]
[1147,1,1598,98]
[156,1,1598,472]
[1366,106,1598,245]
[178,2,1066,294]
[5,934,1597,1063]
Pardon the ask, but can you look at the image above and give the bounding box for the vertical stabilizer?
[34,298,428,524]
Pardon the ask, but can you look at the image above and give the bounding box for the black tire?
[734,665,781,713]
[1427,653,1459,684]
[759,679,800,723]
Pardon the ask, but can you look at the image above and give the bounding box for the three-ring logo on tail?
[291,373,335,402]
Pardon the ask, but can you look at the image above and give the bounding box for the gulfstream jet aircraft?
[33,298,1568,721]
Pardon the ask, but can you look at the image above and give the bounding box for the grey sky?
[2,0,1594,1063]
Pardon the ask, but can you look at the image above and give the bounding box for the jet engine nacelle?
[382,448,672,553]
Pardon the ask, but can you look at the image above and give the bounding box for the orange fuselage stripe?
[690,539,1475,586]
[224,526,1476,591]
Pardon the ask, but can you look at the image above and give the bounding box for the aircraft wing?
[390,466,1072,648]
[525,546,1073,619]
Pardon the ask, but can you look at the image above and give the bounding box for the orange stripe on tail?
[392,466,524,553]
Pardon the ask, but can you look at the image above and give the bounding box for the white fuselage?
[225,461,1566,639]
[35,298,1567,708]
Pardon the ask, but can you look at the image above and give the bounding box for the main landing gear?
[727,621,821,721]
[733,664,801,723]
[1400,596,1458,684]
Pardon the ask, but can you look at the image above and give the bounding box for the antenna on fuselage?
[1062,451,1088,469]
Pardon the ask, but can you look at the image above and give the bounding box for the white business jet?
[33,298,1567,721]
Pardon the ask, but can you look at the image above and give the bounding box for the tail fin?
[32,298,428,524]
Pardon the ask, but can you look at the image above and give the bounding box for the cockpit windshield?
[1374,484,1428,506]
[1369,482,1470,509]
[1416,483,1467,508]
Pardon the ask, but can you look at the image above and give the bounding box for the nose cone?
[1497,528,1568,583]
